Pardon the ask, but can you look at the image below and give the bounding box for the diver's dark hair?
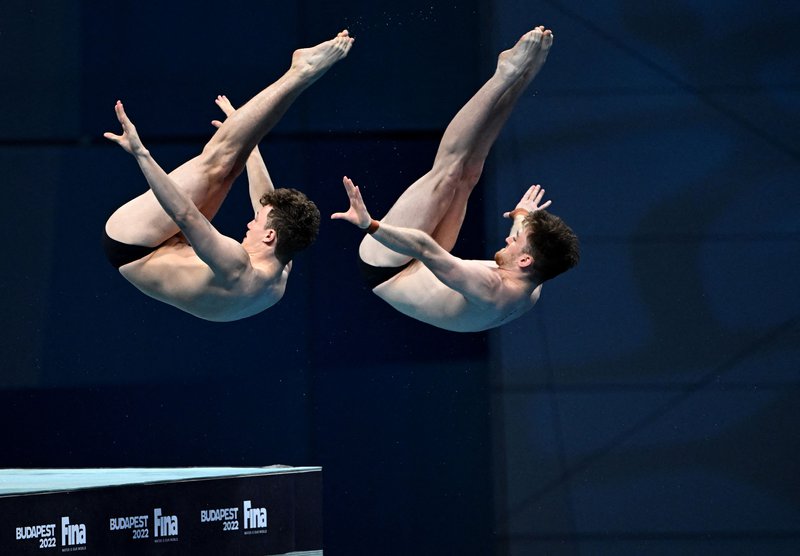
[523,210,580,282]
[260,188,320,265]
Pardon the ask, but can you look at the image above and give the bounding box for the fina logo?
[153,508,179,537]
[61,517,87,547]
[243,500,267,530]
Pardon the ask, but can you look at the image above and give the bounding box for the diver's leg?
[359,27,553,266]
[106,31,354,246]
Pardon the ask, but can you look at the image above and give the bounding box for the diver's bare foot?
[291,30,354,82]
[497,26,553,81]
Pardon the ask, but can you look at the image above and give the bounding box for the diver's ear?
[518,253,533,269]
[263,229,277,245]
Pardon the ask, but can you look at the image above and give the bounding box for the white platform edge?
[0,466,322,496]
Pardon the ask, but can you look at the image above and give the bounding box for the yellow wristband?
[509,208,530,219]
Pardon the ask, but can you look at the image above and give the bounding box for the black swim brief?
[358,258,414,290]
[102,228,159,269]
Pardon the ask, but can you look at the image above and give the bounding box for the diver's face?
[494,227,528,267]
[244,205,273,242]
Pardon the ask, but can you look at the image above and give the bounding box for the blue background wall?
[0,1,798,554]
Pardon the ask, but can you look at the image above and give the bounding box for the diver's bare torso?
[373,260,542,332]
[119,238,287,322]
